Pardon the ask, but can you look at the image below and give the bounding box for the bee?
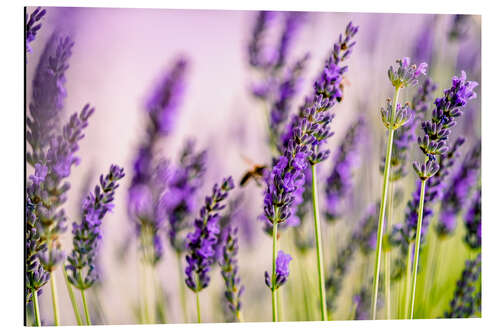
[239,155,267,187]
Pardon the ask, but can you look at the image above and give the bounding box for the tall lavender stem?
[372,58,427,319]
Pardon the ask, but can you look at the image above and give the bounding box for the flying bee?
[239,155,267,187]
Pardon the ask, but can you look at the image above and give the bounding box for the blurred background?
[26,6,481,324]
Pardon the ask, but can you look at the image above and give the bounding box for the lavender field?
[24,6,481,326]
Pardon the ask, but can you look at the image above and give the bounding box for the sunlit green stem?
[409,179,427,319]
[311,163,327,321]
[63,267,83,325]
[176,252,189,322]
[50,272,60,325]
[271,217,279,322]
[371,85,401,320]
[195,291,201,323]
[384,181,395,319]
[32,290,41,326]
[81,289,91,325]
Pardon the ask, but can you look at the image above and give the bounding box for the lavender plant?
[409,71,478,319]
[218,225,245,322]
[436,142,480,236]
[324,117,364,222]
[464,188,481,250]
[372,57,427,319]
[185,177,235,322]
[66,165,125,325]
[25,7,46,55]
[444,254,481,318]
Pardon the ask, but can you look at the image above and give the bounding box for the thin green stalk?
[371,85,401,320]
[195,291,201,323]
[236,310,244,322]
[63,267,83,325]
[277,288,284,321]
[384,181,395,319]
[50,271,60,325]
[311,163,327,321]
[176,252,189,322]
[299,256,313,321]
[81,289,92,325]
[404,242,414,319]
[409,180,427,319]
[32,290,41,326]
[271,218,279,322]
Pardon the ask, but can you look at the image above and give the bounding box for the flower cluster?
[27,35,74,165]
[165,140,207,253]
[444,254,481,318]
[26,7,46,54]
[388,57,427,88]
[353,203,379,255]
[218,225,244,321]
[185,177,235,292]
[264,22,359,229]
[380,99,412,130]
[324,117,364,221]
[393,137,465,245]
[417,71,477,164]
[464,189,481,250]
[66,165,125,290]
[436,142,481,236]
[265,250,292,290]
[128,58,188,263]
[25,194,49,303]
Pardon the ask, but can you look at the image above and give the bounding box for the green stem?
[371,85,401,320]
[311,163,327,321]
[195,291,201,323]
[81,289,92,325]
[404,242,414,319]
[177,252,189,323]
[384,181,394,319]
[409,180,427,319]
[271,218,279,322]
[63,267,83,325]
[277,288,283,321]
[50,272,60,325]
[32,290,41,326]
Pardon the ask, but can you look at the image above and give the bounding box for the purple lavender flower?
[274,12,306,70]
[265,250,292,290]
[66,165,125,290]
[269,54,309,147]
[28,105,95,272]
[383,78,437,181]
[353,203,379,255]
[444,253,481,318]
[324,117,364,221]
[146,58,187,136]
[416,71,477,165]
[352,287,371,320]
[25,194,49,303]
[185,177,235,292]
[248,11,276,70]
[264,22,359,229]
[464,189,481,250]
[26,7,46,54]
[218,225,244,321]
[388,57,427,88]
[128,58,188,263]
[27,35,74,165]
[394,137,465,245]
[448,15,470,42]
[436,142,481,236]
[164,140,207,254]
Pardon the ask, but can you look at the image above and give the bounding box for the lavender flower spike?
[219,225,245,322]
[388,57,427,88]
[324,117,364,222]
[265,250,292,290]
[26,7,46,54]
[185,177,235,292]
[464,188,481,250]
[444,254,481,318]
[66,165,125,290]
[436,142,481,236]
